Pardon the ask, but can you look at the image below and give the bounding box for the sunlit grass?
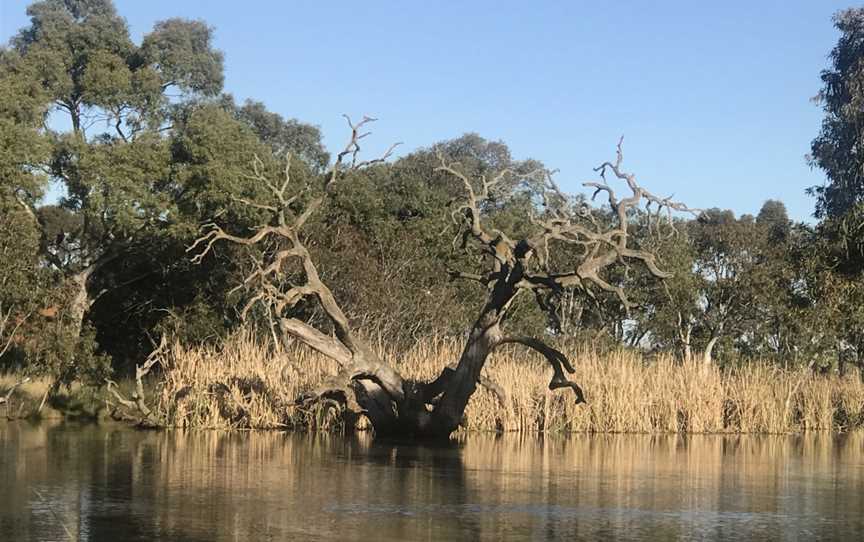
[153,330,864,433]
[0,374,114,420]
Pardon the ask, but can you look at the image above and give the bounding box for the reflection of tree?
[3,427,864,540]
[353,439,481,540]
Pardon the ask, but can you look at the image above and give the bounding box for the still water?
[1,422,862,541]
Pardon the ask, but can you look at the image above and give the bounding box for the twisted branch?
[430,139,696,419]
[499,336,585,404]
[524,138,700,313]
[106,336,166,425]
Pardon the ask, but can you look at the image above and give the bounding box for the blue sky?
[0,0,853,221]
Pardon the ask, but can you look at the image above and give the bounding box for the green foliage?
[0,204,45,369]
[28,322,112,387]
[0,210,42,309]
[0,49,50,205]
[310,161,481,339]
[814,203,864,276]
[169,104,277,226]
[1,0,229,388]
[230,97,329,171]
[810,8,864,220]
[140,18,224,96]
[756,199,791,242]
[628,219,699,354]
[0,206,111,386]
[804,8,864,370]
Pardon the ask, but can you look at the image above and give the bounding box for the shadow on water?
[1,421,863,541]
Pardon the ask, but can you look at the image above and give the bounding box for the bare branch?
[521,139,700,312]
[446,268,492,286]
[434,152,495,246]
[498,336,585,404]
[13,189,38,222]
[187,223,284,264]
[105,336,167,425]
[185,118,410,416]
[279,317,352,366]
[328,115,402,191]
[354,141,402,169]
[230,195,278,213]
[592,136,702,221]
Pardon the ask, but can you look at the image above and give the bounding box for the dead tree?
[189,122,696,439]
[106,336,166,427]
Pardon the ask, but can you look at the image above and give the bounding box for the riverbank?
[0,374,109,420]
[5,332,863,433]
[154,332,864,433]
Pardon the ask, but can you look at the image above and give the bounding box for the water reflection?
[1,422,862,541]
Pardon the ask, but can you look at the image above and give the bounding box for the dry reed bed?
[154,331,864,433]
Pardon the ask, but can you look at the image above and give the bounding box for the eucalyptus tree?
[0,41,51,365]
[686,209,781,365]
[84,96,329,364]
[626,221,701,360]
[4,0,225,342]
[807,8,864,370]
[746,202,799,360]
[809,8,864,273]
[632,206,781,365]
[810,8,864,220]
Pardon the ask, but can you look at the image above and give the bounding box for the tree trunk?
[676,312,693,364]
[422,316,504,437]
[703,335,719,366]
[682,324,692,363]
[65,252,118,336]
[67,267,94,337]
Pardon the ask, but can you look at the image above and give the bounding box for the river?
[1,421,862,541]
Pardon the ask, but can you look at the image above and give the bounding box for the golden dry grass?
[152,330,864,434]
[0,374,52,418]
[0,373,53,399]
[0,374,96,419]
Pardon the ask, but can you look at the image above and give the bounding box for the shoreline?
[5,332,862,435]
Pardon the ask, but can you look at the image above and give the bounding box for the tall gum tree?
[0,38,51,365]
[6,0,224,339]
[190,123,698,439]
[810,8,864,273]
[804,8,864,369]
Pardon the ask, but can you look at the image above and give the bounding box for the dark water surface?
[1,422,862,541]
